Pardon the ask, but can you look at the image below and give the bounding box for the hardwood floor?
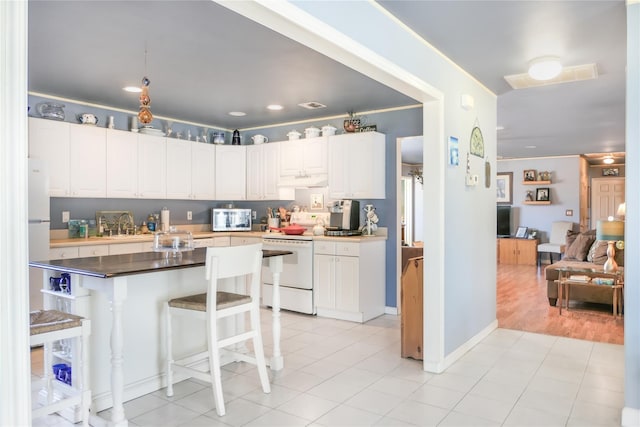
[497,263,624,344]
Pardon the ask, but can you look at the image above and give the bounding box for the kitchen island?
[30,248,291,427]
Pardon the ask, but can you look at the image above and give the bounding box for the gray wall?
[497,157,581,242]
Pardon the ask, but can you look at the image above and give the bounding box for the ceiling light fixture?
[528,56,563,81]
[603,156,615,164]
[228,111,246,117]
[123,86,142,93]
[267,104,283,111]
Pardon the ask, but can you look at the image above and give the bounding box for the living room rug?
[497,263,624,344]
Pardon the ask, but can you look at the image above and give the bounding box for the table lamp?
[596,219,625,273]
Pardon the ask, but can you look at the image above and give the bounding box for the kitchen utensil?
[232,129,241,145]
[78,113,98,125]
[36,102,65,121]
[270,224,306,235]
[321,124,337,136]
[304,126,320,138]
[286,130,301,140]
[251,134,269,144]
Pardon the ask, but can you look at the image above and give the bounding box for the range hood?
[278,173,328,188]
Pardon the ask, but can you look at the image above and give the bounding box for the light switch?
[62,211,70,223]
[187,211,192,221]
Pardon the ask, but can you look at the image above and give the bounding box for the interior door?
[591,177,625,225]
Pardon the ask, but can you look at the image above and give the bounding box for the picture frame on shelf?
[523,169,537,181]
[496,172,513,205]
[515,226,528,238]
[602,167,619,177]
[536,187,550,202]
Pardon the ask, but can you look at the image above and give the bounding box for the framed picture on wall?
[602,167,619,176]
[310,193,324,210]
[496,172,513,205]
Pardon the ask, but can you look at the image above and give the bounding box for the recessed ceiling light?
[123,86,142,93]
[228,111,246,117]
[525,145,537,149]
[528,56,563,81]
[603,156,615,164]
[496,126,505,131]
[267,104,283,111]
[298,101,327,110]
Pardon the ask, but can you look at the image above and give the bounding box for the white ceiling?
[28,1,626,165]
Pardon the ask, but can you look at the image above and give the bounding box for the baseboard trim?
[384,306,398,315]
[622,406,640,426]
[423,319,498,373]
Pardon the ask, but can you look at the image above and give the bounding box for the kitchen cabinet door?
[137,134,166,199]
[191,142,216,200]
[279,137,327,177]
[166,139,192,199]
[106,130,138,198]
[335,255,359,312]
[68,125,106,197]
[329,132,385,199]
[28,118,70,197]
[246,143,281,200]
[314,254,336,310]
[215,145,246,200]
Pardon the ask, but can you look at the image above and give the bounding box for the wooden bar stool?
[30,310,91,426]
[165,244,270,417]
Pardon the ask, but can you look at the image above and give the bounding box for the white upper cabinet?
[328,132,385,199]
[106,130,166,199]
[279,137,328,186]
[29,118,70,197]
[190,142,216,200]
[215,145,246,200]
[137,134,166,199]
[29,118,106,198]
[68,125,107,197]
[246,143,283,200]
[166,139,193,199]
[106,129,138,198]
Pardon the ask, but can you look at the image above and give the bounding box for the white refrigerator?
[28,158,50,310]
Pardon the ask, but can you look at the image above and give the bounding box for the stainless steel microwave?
[211,208,252,231]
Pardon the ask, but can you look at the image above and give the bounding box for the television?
[497,206,512,237]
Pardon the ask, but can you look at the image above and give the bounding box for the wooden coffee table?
[556,266,624,316]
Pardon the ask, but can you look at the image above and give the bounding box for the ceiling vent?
[298,101,327,110]
[504,63,598,90]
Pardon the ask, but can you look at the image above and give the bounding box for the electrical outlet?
[187,211,192,221]
[252,210,257,220]
[62,211,70,223]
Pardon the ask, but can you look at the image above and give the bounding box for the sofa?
[544,229,624,307]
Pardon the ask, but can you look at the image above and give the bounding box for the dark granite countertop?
[29,248,292,279]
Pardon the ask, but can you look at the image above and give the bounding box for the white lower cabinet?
[49,247,80,260]
[193,237,230,248]
[314,240,386,322]
[78,245,109,257]
[230,236,261,246]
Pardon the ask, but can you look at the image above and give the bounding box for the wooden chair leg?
[250,306,271,394]
[207,316,225,416]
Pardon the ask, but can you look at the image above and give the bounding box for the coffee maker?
[328,200,360,230]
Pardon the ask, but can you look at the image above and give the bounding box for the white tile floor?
[33,310,624,426]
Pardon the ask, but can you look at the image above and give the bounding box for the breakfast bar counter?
[30,248,291,427]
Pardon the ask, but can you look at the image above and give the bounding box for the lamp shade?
[596,220,624,241]
[617,202,626,218]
